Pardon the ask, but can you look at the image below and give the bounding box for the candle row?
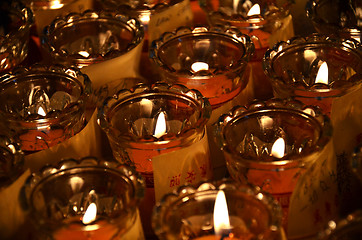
[0,0,361,239]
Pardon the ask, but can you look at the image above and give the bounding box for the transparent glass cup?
[214,98,333,228]
[153,179,284,240]
[20,156,145,240]
[198,0,292,53]
[97,82,212,238]
[0,1,33,72]
[263,34,362,115]
[0,134,24,189]
[306,0,362,42]
[97,82,211,184]
[41,9,144,68]
[149,25,254,109]
[0,64,92,154]
[318,209,362,240]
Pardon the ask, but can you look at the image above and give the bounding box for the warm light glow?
[82,203,97,225]
[247,4,261,16]
[139,13,151,25]
[78,51,90,58]
[271,137,285,158]
[315,62,329,84]
[37,106,46,116]
[153,112,167,138]
[213,190,231,236]
[49,0,64,9]
[191,62,209,73]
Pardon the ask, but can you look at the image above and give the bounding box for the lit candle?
[193,190,243,240]
[263,35,362,116]
[0,65,91,154]
[150,25,254,109]
[152,180,284,240]
[214,99,333,229]
[21,157,146,240]
[98,83,213,238]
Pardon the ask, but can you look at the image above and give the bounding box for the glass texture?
[198,0,291,46]
[97,82,211,175]
[150,25,254,108]
[0,134,24,189]
[42,10,144,68]
[214,98,332,226]
[318,209,362,240]
[21,156,145,239]
[152,179,283,240]
[0,1,33,72]
[306,0,362,41]
[263,34,362,99]
[214,98,332,181]
[0,64,91,154]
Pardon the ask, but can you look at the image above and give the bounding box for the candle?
[306,0,362,42]
[20,157,146,240]
[97,82,213,238]
[0,64,91,154]
[214,99,333,229]
[150,25,254,109]
[263,34,362,116]
[152,179,284,240]
[41,9,145,90]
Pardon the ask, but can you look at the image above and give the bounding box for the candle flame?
[271,137,285,158]
[78,51,90,58]
[37,106,46,116]
[213,190,231,236]
[49,0,64,9]
[82,203,97,225]
[247,4,260,16]
[153,112,167,138]
[315,62,329,84]
[191,62,209,73]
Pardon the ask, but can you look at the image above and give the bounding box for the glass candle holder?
[153,179,284,240]
[214,98,333,228]
[317,209,362,240]
[0,64,92,154]
[20,156,145,240]
[0,1,33,72]
[97,82,212,238]
[198,0,293,56]
[149,25,254,109]
[22,0,94,35]
[97,0,192,43]
[98,82,212,191]
[0,134,24,189]
[306,0,362,42]
[41,9,144,69]
[263,34,362,116]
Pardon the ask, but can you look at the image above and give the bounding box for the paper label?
[148,0,194,45]
[122,209,145,240]
[81,40,144,90]
[288,86,362,239]
[268,14,295,48]
[152,128,212,202]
